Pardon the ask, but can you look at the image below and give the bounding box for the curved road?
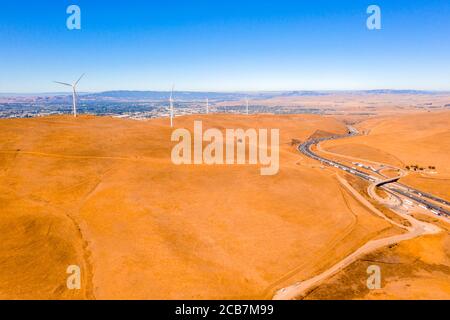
[273,129,446,300]
[298,132,450,217]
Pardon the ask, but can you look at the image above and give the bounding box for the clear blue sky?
[1,0,449,93]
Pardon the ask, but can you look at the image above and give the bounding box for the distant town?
[0,91,327,119]
[0,90,448,119]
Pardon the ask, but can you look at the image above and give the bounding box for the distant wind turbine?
[206,98,209,114]
[246,98,249,115]
[169,85,175,127]
[54,73,85,117]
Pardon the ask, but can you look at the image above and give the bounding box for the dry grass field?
[223,93,450,117]
[0,114,398,299]
[0,110,448,300]
[304,225,450,300]
[321,111,450,199]
[303,110,450,300]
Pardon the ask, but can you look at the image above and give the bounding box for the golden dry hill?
[304,110,450,300]
[321,111,450,200]
[0,114,400,299]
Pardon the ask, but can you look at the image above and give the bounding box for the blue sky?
[1,0,449,92]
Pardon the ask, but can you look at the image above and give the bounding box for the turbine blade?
[54,81,72,87]
[74,73,85,86]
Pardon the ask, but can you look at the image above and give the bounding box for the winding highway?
[273,129,448,300]
[298,131,450,218]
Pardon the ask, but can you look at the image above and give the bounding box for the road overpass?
[298,133,449,218]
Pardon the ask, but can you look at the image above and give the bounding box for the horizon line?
[2,88,450,96]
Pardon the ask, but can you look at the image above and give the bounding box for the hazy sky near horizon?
[1,0,449,93]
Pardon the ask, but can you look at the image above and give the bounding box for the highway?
[298,132,450,218]
[274,129,448,300]
[396,182,450,207]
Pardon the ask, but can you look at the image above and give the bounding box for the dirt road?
[273,175,441,300]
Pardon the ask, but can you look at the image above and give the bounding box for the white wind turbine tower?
[206,98,209,114]
[54,74,85,118]
[246,98,249,115]
[169,85,175,127]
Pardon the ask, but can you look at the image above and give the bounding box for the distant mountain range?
[358,89,440,95]
[85,91,249,101]
[83,90,329,101]
[79,89,446,101]
[1,90,447,101]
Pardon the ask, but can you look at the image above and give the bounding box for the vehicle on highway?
[298,134,450,218]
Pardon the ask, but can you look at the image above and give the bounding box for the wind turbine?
[206,98,209,114]
[169,85,175,127]
[54,73,85,117]
[246,98,249,115]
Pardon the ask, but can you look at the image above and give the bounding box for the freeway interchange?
[274,128,449,300]
[298,132,450,218]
